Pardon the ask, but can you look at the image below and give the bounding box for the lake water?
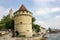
[46,33,60,40]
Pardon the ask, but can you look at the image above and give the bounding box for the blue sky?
[0,0,60,29]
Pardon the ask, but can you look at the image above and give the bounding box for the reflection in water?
[45,33,60,40]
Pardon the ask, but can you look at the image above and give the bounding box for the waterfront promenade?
[0,32,43,40]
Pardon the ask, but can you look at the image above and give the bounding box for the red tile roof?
[16,4,28,12]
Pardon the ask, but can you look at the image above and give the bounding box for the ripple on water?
[46,33,60,40]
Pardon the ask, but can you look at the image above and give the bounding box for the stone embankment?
[0,32,43,40]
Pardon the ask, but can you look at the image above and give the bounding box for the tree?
[0,15,14,30]
[0,24,5,30]
[32,17,36,23]
[32,17,40,33]
[5,19,14,30]
[33,24,40,33]
[48,28,52,33]
[1,15,11,23]
[0,18,6,30]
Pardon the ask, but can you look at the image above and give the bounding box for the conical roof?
[16,4,29,12]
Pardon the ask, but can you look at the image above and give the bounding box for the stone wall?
[0,32,42,40]
[14,11,32,37]
[13,36,42,40]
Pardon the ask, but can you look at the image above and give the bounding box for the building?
[9,8,13,19]
[38,27,47,36]
[14,4,33,37]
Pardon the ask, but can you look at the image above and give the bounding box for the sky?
[0,0,60,29]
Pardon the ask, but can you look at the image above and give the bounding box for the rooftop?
[15,4,29,13]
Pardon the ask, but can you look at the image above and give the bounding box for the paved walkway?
[0,32,14,40]
[0,32,42,40]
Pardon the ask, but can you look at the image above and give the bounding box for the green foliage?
[32,24,40,33]
[0,23,6,30]
[32,17,36,23]
[5,20,14,30]
[32,17,40,33]
[0,15,14,30]
[1,15,10,23]
[0,24,4,30]
[48,28,52,32]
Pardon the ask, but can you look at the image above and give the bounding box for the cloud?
[0,6,10,20]
[35,15,60,29]
[33,8,49,16]
[33,0,56,2]
[34,20,49,29]
[32,0,60,8]
[51,8,60,12]
[55,15,60,29]
[33,7,60,16]
[33,7,60,29]
[44,15,60,29]
[56,15,60,19]
[33,0,56,5]
[0,6,17,20]
[47,15,60,29]
[55,15,60,22]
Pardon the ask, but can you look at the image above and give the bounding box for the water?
[46,33,60,40]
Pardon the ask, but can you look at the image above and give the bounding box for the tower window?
[20,22,22,24]
[24,14,27,16]
[27,30,29,31]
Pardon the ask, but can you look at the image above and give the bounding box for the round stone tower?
[14,4,32,37]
